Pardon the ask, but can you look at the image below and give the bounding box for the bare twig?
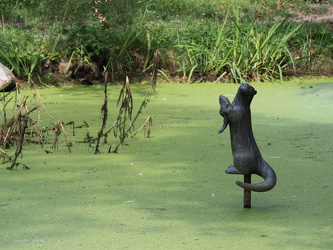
[94,80,109,154]
[6,104,29,170]
[131,116,152,138]
[60,121,71,153]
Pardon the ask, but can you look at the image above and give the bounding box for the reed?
[175,10,302,82]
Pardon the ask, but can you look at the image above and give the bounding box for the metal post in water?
[243,174,251,208]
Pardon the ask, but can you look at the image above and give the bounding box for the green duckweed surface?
[0,80,332,249]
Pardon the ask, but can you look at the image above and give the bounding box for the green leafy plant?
[175,9,302,82]
[1,0,333,83]
[0,27,46,83]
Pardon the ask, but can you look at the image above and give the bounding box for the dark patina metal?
[219,83,277,193]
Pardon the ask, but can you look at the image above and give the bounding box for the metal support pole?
[243,174,251,208]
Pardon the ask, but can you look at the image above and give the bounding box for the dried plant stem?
[6,114,28,170]
[60,121,71,152]
[94,54,156,153]
[94,80,109,154]
[1,87,74,169]
[112,81,154,153]
[6,99,37,170]
[150,50,159,91]
[131,116,152,138]
[102,108,124,136]
[53,121,71,152]
[34,89,57,120]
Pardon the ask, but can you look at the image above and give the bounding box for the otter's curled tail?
[236,161,277,192]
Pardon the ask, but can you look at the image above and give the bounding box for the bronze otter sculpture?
[219,83,276,192]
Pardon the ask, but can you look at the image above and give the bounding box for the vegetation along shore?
[1,1,333,85]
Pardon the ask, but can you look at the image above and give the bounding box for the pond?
[0,79,332,249]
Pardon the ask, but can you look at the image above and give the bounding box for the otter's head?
[234,83,257,106]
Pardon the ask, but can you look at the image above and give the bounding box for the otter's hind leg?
[225,165,242,174]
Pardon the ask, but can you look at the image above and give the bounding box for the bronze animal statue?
[219,83,276,192]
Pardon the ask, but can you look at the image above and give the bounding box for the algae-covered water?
[0,80,332,249]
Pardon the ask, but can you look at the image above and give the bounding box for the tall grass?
[175,10,302,82]
[0,1,333,83]
[290,22,333,74]
[0,26,66,84]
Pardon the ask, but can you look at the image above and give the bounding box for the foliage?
[290,21,333,73]
[0,28,46,82]
[175,12,302,82]
[0,0,333,83]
